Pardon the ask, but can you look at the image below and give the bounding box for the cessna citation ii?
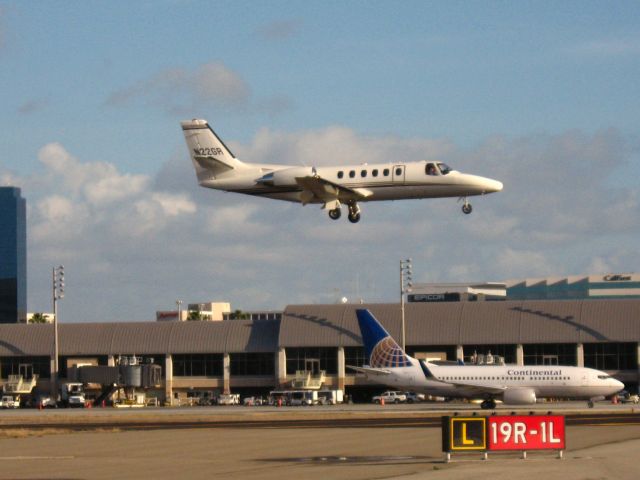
[350,309,624,409]
[181,119,503,223]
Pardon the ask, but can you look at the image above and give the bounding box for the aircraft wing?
[347,365,392,377]
[445,381,507,395]
[295,175,372,206]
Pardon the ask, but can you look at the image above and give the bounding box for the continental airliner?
[350,309,624,409]
[181,119,503,223]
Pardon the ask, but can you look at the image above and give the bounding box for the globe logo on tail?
[370,336,411,368]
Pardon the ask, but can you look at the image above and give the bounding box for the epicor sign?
[487,415,565,450]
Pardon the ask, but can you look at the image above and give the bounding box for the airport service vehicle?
[372,391,407,404]
[350,309,625,409]
[242,396,264,406]
[34,394,56,408]
[317,389,344,405]
[60,383,86,408]
[289,391,316,406]
[181,119,503,223]
[405,391,426,403]
[216,393,240,405]
[616,391,639,404]
[0,395,19,408]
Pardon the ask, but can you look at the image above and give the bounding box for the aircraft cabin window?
[349,170,356,178]
[437,162,451,175]
[361,170,367,177]
[372,169,378,177]
[337,171,344,179]
[426,163,438,176]
[383,168,390,176]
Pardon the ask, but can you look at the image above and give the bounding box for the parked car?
[616,391,639,404]
[1,395,20,409]
[372,391,407,404]
[405,392,426,403]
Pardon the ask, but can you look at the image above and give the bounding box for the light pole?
[52,265,64,399]
[176,300,183,321]
[400,259,413,352]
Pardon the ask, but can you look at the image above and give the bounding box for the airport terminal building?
[1,299,639,402]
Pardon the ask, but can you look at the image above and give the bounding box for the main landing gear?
[461,197,473,215]
[480,399,496,409]
[327,202,361,223]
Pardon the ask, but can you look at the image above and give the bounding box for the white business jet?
[181,119,503,223]
[351,309,624,409]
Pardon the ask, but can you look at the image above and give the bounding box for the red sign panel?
[487,415,565,450]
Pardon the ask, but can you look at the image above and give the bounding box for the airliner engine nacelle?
[503,388,537,405]
[258,166,315,186]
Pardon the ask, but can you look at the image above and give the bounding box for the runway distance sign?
[487,415,565,451]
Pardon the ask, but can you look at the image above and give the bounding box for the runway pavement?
[0,403,638,480]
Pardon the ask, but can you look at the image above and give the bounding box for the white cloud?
[38,143,149,205]
[106,62,250,114]
[4,127,639,322]
[236,126,454,167]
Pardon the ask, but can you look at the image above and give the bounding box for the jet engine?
[258,167,315,186]
[502,388,537,405]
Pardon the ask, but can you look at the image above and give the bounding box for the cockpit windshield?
[437,162,451,175]
[598,375,611,380]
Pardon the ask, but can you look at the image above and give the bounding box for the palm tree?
[187,310,204,321]
[229,309,250,320]
[29,313,49,324]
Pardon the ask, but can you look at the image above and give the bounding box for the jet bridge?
[68,356,162,406]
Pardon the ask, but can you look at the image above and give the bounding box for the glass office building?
[0,187,26,323]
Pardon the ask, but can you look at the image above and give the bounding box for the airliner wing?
[295,175,373,206]
[446,381,507,395]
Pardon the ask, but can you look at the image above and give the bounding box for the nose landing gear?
[347,202,361,223]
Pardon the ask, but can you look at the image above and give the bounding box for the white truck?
[60,383,86,408]
[216,393,240,405]
[372,391,407,404]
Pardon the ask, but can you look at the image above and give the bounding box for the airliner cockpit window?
[437,162,451,175]
[425,163,438,176]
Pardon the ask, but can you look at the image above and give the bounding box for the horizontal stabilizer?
[347,365,391,376]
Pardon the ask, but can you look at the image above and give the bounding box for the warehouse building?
[0,299,639,402]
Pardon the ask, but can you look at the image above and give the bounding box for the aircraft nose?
[614,379,625,391]
[481,178,503,193]
[490,179,503,192]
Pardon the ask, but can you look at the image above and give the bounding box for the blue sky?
[1,1,639,322]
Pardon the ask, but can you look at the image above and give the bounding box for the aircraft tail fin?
[355,309,411,368]
[181,119,248,183]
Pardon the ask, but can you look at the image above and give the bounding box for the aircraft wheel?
[328,208,341,220]
[462,203,473,214]
[348,212,361,223]
[588,400,594,408]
